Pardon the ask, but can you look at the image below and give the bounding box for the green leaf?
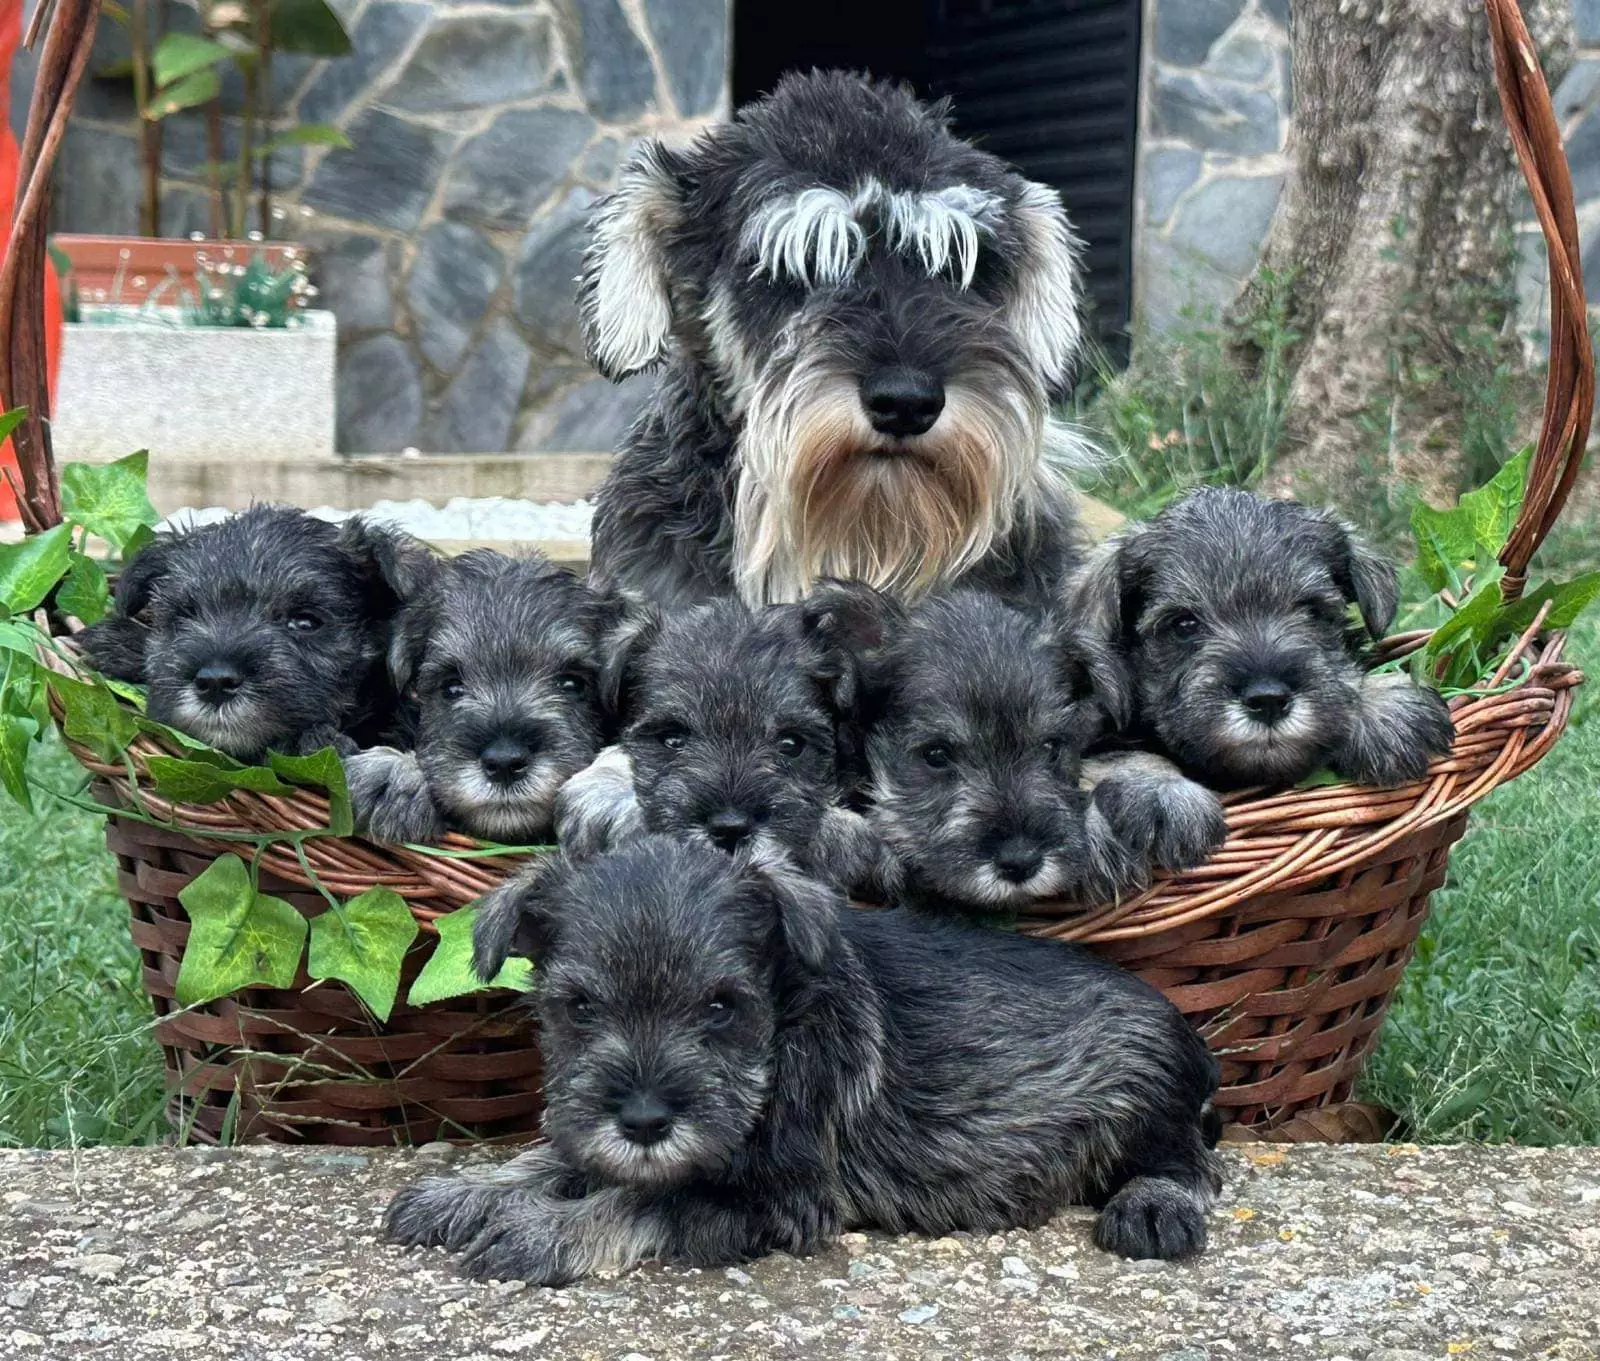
[146,754,293,805]
[0,406,28,444]
[57,553,110,626]
[175,855,308,1006]
[0,711,37,810]
[45,671,141,761]
[152,32,232,88]
[267,747,352,836]
[0,619,41,661]
[307,887,419,1022]
[147,66,221,119]
[120,523,158,564]
[1417,565,1508,689]
[1495,571,1600,636]
[407,905,533,1007]
[59,453,159,554]
[0,524,71,614]
[1410,502,1482,596]
[269,0,353,55]
[257,123,351,156]
[2,650,49,733]
[1456,446,1533,557]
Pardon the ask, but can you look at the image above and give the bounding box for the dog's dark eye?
[440,674,467,702]
[921,743,954,770]
[286,611,321,633]
[1043,737,1064,761]
[776,733,806,758]
[659,726,689,751]
[703,995,737,1029]
[1169,612,1202,639]
[556,673,588,696]
[565,995,595,1027]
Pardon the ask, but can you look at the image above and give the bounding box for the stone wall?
[30,0,728,454]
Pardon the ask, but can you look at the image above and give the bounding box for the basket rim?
[44,619,1584,943]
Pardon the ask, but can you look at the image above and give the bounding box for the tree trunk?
[1239,0,1571,502]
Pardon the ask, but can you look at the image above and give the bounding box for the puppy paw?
[384,1176,494,1252]
[1087,755,1226,871]
[1334,676,1455,787]
[346,747,447,844]
[814,806,899,896]
[458,1215,583,1286]
[1093,1177,1210,1260]
[1080,803,1149,902]
[555,747,645,858]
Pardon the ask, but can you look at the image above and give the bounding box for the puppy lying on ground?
[554,596,888,890]
[384,838,1222,1284]
[1070,487,1454,789]
[839,586,1225,912]
[345,551,614,845]
[79,506,427,761]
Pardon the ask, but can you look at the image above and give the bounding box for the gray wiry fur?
[840,586,1220,912]
[1069,488,1455,790]
[384,839,1222,1284]
[346,551,616,845]
[78,506,430,761]
[554,596,889,892]
[581,71,1092,609]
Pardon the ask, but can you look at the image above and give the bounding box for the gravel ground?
[2,1144,1597,1360]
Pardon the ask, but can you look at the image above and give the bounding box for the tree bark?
[1239,0,1571,500]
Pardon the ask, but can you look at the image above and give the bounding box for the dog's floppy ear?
[1005,179,1086,398]
[738,845,843,976]
[1050,615,1132,732]
[797,578,904,714]
[472,858,563,981]
[578,139,691,381]
[339,517,440,614]
[1327,522,1400,638]
[78,535,178,682]
[1067,531,1147,653]
[597,603,662,722]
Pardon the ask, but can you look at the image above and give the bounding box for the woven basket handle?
[1486,0,1595,602]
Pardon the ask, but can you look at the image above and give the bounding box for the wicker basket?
[4,0,1592,1143]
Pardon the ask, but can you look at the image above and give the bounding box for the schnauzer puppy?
[79,506,428,761]
[581,69,1093,610]
[847,587,1225,912]
[384,838,1222,1283]
[554,596,886,890]
[1070,487,1455,789]
[345,552,615,846]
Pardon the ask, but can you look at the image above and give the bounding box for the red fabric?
[0,0,64,521]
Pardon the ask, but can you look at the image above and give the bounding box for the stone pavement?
[2,1144,1597,1361]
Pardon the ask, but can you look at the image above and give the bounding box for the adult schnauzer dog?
[554,596,887,890]
[80,506,427,761]
[580,70,1092,608]
[1070,487,1455,789]
[384,838,1222,1284]
[836,586,1224,912]
[345,551,615,845]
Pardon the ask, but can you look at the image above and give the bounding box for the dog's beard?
[158,685,287,759]
[1163,674,1341,787]
[426,754,571,843]
[733,360,1043,605]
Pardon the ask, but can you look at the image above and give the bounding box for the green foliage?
[408,905,534,1008]
[59,452,158,554]
[57,554,110,626]
[0,525,72,615]
[186,252,317,330]
[174,854,308,1005]
[307,887,418,1022]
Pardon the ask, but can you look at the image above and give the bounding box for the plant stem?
[206,97,225,239]
[257,1,274,236]
[234,54,256,240]
[130,0,160,236]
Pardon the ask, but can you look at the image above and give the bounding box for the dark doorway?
[732,0,1142,354]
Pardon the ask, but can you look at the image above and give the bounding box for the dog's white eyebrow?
[880,185,1003,289]
[743,187,866,287]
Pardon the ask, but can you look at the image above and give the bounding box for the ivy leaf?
[0,619,41,660]
[121,523,158,563]
[151,32,231,87]
[146,754,294,804]
[57,552,110,626]
[45,671,140,761]
[1410,502,1481,596]
[175,854,308,1006]
[1416,565,1508,690]
[307,887,419,1022]
[267,746,352,836]
[1494,571,1600,636]
[59,453,159,554]
[0,524,72,614]
[406,905,533,1008]
[0,406,27,444]
[1455,445,1532,557]
[0,711,37,810]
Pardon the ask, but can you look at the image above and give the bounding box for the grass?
[0,736,167,1148]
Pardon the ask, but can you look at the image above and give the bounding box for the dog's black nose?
[994,838,1044,885]
[705,809,755,850]
[617,1093,674,1146]
[860,367,945,437]
[479,738,531,785]
[192,661,244,706]
[1238,678,1293,724]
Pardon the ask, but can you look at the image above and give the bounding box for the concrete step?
[1,1144,1593,1359]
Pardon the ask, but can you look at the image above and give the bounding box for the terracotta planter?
[51,234,306,310]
